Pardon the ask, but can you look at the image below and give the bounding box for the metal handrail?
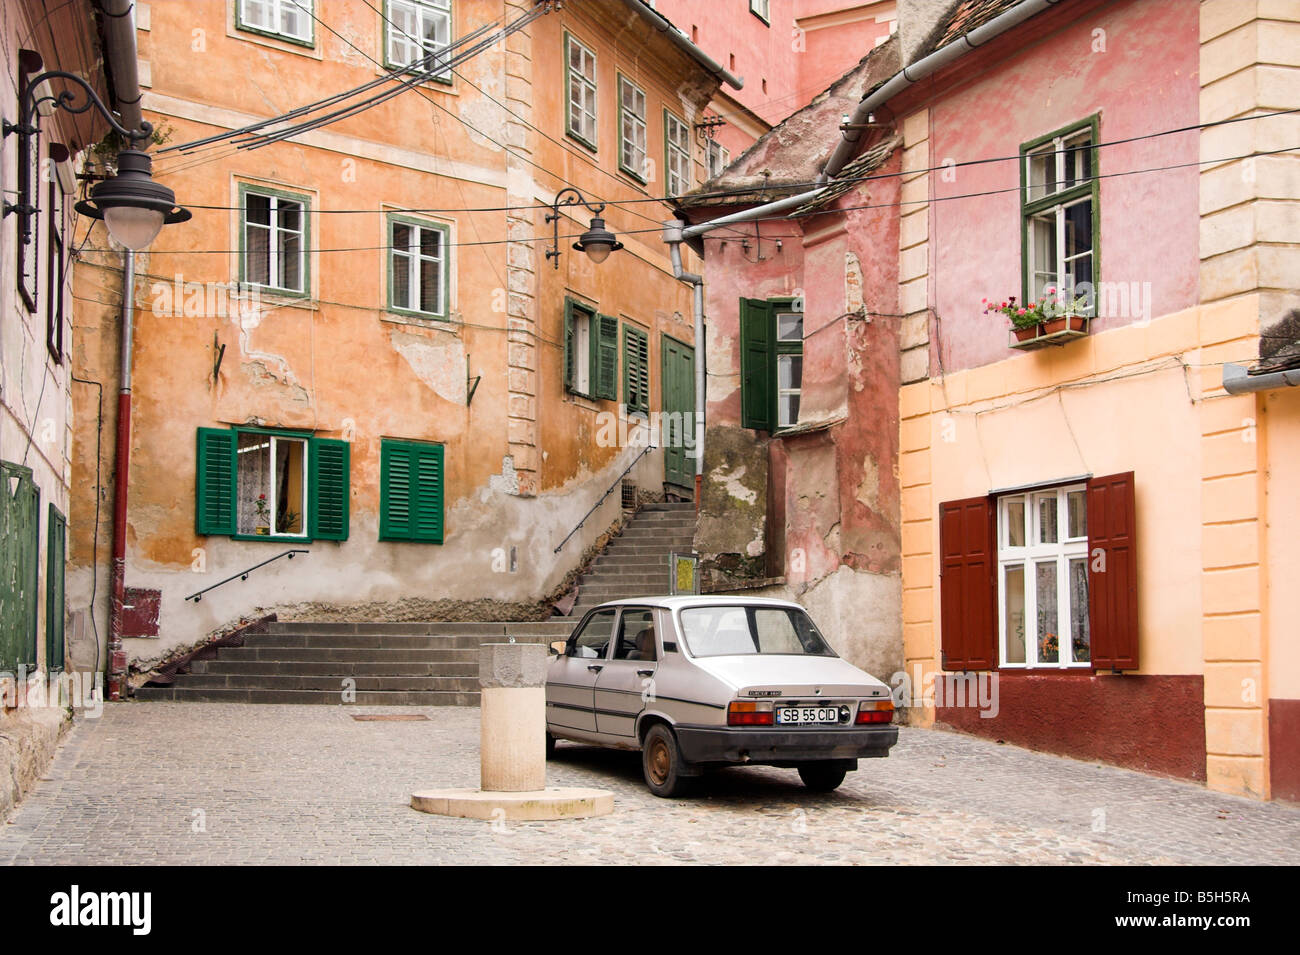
[185,549,308,602]
[554,445,656,554]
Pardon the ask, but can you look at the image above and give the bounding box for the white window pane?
[777,354,801,390]
[1037,494,1059,544]
[274,438,306,535]
[1027,147,1055,202]
[393,251,411,309]
[419,257,441,313]
[777,312,802,341]
[1067,490,1086,539]
[1031,213,1057,299]
[279,231,301,290]
[1004,564,1026,664]
[246,223,270,286]
[1069,557,1090,663]
[1006,498,1025,547]
[1035,560,1059,663]
[236,432,272,534]
[778,393,800,428]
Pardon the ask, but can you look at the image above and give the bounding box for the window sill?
[232,533,313,544]
[1008,316,1090,350]
[236,24,315,49]
[565,130,598,155]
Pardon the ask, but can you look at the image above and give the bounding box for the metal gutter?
[627,0,744,91]
[825,0,1060,177]
[1223,363,1300,394]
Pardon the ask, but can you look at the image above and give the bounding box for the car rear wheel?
[797,761,847,792]
[642,724,691,798]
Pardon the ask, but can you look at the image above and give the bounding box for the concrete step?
[239,633,551,650]
[174,673,480,692]
[135,686,480,705]
[192,659,480,676]
[263,621,572,636]
[580,572,667,586]
[215,647,514,663]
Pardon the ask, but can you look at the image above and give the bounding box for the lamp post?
[4,69,191,702]
[2,69,191,249]
[545,187,623,269]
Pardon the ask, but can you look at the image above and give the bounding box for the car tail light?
[855,699,894,725]
[728,700,774,726]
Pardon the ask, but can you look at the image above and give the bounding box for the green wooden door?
[1,461,40,671]
[661,335,695,490]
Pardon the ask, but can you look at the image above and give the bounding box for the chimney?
[896,0,958,66]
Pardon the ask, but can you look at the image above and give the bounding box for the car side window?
[612,609,656,661]
[569,609,616,658]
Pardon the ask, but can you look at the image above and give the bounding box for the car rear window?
[677,606,835,657]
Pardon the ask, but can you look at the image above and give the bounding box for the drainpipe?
[101,0,144,700]
[107,252,134,700]
[825,0,1060,179]
[1223,362,1300,394]
[658,0,1060,507]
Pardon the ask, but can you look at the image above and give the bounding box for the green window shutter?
[195,428,237,535]
[413,444,445,543]
[623,324,649,415]
[564,302,576,392]
[381,440,444,543]
[45,504,66,670]
[739,298,773,431]
[308,438,350,541]
[594,313,619,401]
[0,462,40,671]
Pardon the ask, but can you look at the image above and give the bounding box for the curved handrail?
[553,445,656,554]
[185,550,308,602]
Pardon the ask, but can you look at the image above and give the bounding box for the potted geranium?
[1040,286,1090,335]
[984,296,1045,342]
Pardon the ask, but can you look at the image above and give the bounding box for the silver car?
[545,595,898,797]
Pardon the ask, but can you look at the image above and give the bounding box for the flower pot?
[1013,325,1039,342]
[1043,314,1087,335]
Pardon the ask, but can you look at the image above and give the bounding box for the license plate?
[775,706,841,725]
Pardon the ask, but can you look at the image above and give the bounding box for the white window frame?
[386,0,453,79]
[389,216,448,318]
[750,0,771,24]
[618,75,648,182]
[706,139,730,180]
[236,432,309,538]
[1023,126,1095,308]
[664,110,691,196]
[243,189,307,294]
[996,484,1091,670]
[238,0,314,45]
[573,308,592,396]
[566,33,598,149]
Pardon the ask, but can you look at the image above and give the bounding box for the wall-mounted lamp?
[545,187,623,269]
[3,69,190,251]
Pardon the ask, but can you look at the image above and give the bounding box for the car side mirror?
[548,640,566,657]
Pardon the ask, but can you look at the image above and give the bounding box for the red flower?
[258,493,266,500]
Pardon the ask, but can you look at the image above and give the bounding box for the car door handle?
[637,669,654,677]
[587,664,604,673]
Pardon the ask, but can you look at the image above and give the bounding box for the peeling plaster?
[856,454,879,511]
[390,330,467,405]
[845,251,865,312]
[712,464,757,505]
[488,455,520,496]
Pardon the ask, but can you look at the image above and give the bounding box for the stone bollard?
[478,643,546,793]
[409,639,613,820]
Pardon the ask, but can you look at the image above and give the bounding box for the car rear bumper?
[673,724,898,765]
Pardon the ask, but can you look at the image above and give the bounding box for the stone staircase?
[135,502,696,705]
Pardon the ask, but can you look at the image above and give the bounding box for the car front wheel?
[797,761,848,792]
[642,724,691,798]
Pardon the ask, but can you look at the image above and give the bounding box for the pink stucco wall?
[927,0,1200,373]
[655,0,800,127]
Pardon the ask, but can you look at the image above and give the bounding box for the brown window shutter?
[938,496,996,671]
[1086,472,1139,670]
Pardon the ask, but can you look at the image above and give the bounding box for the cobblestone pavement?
[3,703,1297,865]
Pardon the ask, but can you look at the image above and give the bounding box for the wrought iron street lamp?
[2,69,190,250]
[545,187,623,269]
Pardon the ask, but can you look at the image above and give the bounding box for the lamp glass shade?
[103,205,166,251]
[583,242,613,264]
